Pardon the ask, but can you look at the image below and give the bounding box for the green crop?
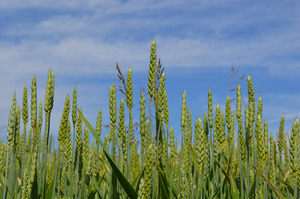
[0,40,299,199]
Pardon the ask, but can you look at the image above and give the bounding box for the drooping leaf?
[79,110,138,199]
[254,165,285,199]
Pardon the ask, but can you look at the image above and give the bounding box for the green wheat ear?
[126,67,133,110]
[147,40,157,101]
[181,90,187,129]
[213,104,221,160]
[31,75,37,129]
[131,140,139,179]
[225,96,232,132]
[203,110,210,182]
[15,107,21,153]
[137,178,145,199]
[140,93,146,160]
[109,83,117,155]
[76,109,83,151]
[208,88,213,133]
[225,96,234,155]
[157,72,166,123]
[35,101,43,146]
[290,118,299,182]
[181,109,193,198]
[139,144,155,198]
[96,108,102,141]
[72,85,77,127]
[283,132,289,169]
[118,99,125,166]
[269,134,276,183]
[236,84,245,163]
[127,68,135,149]
[44,69,54,116]
[163,90,169,127]
[64,120,72,169]
[75,109,83,177]
[145,119,150,149]
[203,110,209,136]
[256,115,265,164]
[263,119,268,163]
[22,85,28,131]
[194,117,205,173]
[216,105,225,155]
[170,126,176,167]
[118,99,125,140]
[278,114,285,167]
[257,96,263,119]
[58,95,70,159]
[247,76,255,124]
[255,114,265,195]
[230,112,235,147]
[236,84,242,120]
[7,93,17,153]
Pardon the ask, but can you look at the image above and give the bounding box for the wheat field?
[0,40,299,199]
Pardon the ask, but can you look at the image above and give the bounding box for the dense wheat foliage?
[0,41,299,199]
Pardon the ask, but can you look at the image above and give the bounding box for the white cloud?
[0,0,299,142]
[1,0,299,76]
[156,33,300,72]
[0,0,120,9]
[0,39,150,76]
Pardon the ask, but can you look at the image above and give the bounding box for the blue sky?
[0,0,299,145]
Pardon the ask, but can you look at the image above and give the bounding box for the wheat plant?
[0,40,299,199]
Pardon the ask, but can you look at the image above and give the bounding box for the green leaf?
[158,166,179,197]
[92,176,105,199]
[0,173,5,189]
[79,110,138,199]
[254,165,285,199]
[44,177,55,199]
[158,168,170,199]
[214,160,239,199]
[88,184,96,199]
[190,145,200,171]
[132,164,145,192]
[281,179,294,196]
[31,165,39,199]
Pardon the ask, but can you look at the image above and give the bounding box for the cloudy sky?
[0,0,299,145]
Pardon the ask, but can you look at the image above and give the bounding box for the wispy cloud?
[0,0,299,141]
[1,0,299,74]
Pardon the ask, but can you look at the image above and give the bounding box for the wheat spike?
[96,108,102,142]
[140,144,155,198]
[7,93,17,153]
[208,88,213,133]
[147,40,157,101]
[140,93,146,163]
[257,96,263,119]
[31,76,37,130]
[58,95,70,161]
[181,91,187,129]
[35,101,43,147]
[109,83,117,149]
[22,85,28,132]
[269,134,276,183]
[170,127,176,168]
[290,118,299,183]
[255,114,264,196]
[163,90,169,128]
[44,69,54,116]
[278,114,285,168]
[283,132,289,169]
